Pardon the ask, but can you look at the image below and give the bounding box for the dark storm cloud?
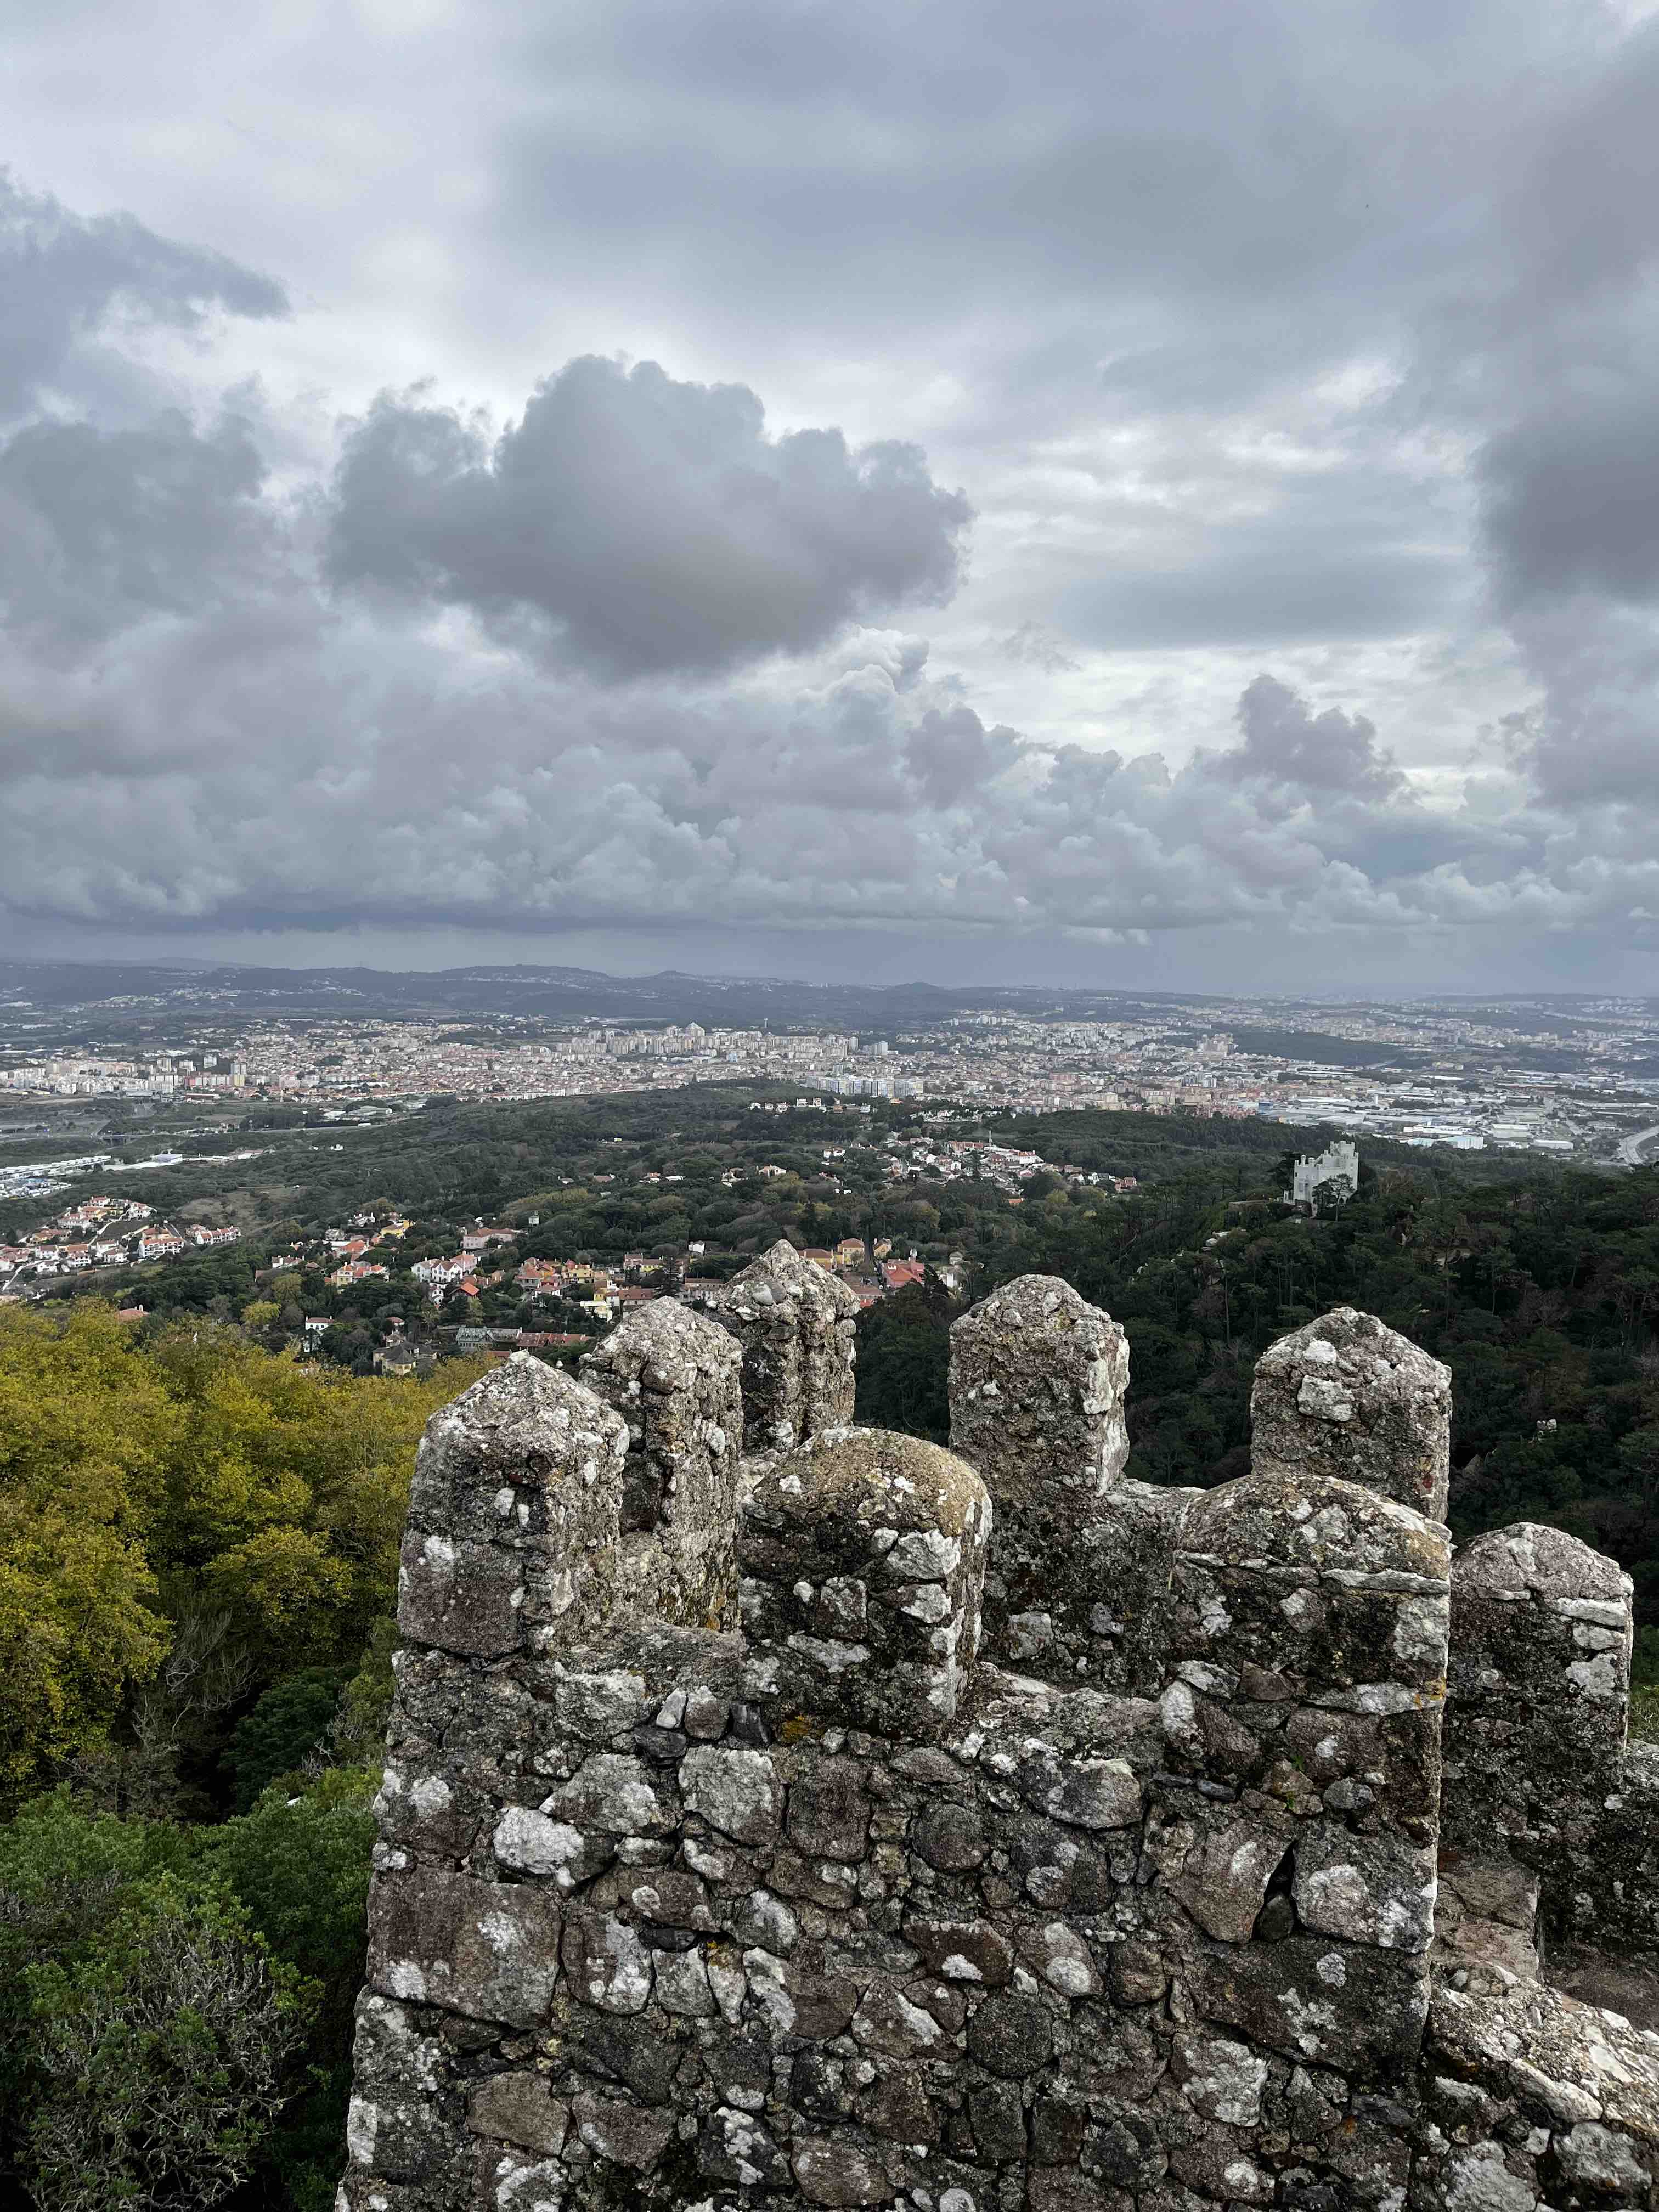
[1483,390,1659,611]
[0,170,286,422]
[328,357,971,678]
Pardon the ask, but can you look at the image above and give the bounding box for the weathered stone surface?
[967,1991,1057,2075]
[950,1273,1130,1502]
[572,2090,674,2169]
[790,2137,890,2205]
[1293,1822,1437,1953]
[785,1758,870,1860]
[911,1799,987,1871]
[950,1275,1141,1685]
[367,1868,560,2027]
[1426,1978,1659,2205]
[905,1914,1015,1985]
[559,1909,653,2014]
[466,2073,568,2157]
[1169,1807,1293,1943]
[402,1353,630,1651]
[1250,1306,1453,1520]
[680,1742,782,1843]
[707,1240,859,1452]
[1444,1521,1634,1891]
[346,1996,457,2182]
[341,1299,1659,2212]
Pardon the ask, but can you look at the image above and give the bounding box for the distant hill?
[0,958,1229,1030]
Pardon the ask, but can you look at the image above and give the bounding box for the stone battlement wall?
[340,1244,1659,2212]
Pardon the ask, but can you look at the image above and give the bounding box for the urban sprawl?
[5,1001,1658,1160]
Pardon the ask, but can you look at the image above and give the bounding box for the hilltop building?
[1288,1136,1359,1209]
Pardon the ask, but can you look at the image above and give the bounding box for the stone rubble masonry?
[342,1290,1659,2212]
[707,1240,860,1453]
[948,1274,1131,1503]
[1250,1305,1453,1521]
[1157,1469,1449,2104]
[948,1274,1163,1690]
[398,1353,630,1658]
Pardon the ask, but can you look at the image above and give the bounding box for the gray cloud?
[0,169,286,422]
[1211,675,1404,800]
[0,410,277,651]
[328,357,970,678]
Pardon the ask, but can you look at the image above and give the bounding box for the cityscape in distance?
[3,961,1658,1188]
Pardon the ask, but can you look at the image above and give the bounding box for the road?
[1617,1124,1659,1166]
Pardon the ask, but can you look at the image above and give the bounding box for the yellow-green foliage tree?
[0,1303,483,1796]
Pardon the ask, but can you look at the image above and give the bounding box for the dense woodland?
[2,1098,1658,2205]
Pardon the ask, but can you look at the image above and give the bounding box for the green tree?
[224,1668,351,1812]
[0,1792,313,2211]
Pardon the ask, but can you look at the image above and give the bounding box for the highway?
[1617,1124,1659,1166]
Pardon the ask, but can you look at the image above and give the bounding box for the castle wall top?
[738,1426,990,1741]
[947,1272,1130,1506]
[400,1355,631,1654]
[345,1280,1659,2212]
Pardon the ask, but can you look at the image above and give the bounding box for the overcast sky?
[4,0,1659,993]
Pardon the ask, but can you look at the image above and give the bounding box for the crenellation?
[1152,1469,1449,2108]
[398,1353,631,1657]
[1444,1520,1637,1951]
[707,1240,860,1453]
[580,1296,747,1628]
[340,1284,1659,2212]
[950,1273,1160,1690]
[737,1426,990,1742]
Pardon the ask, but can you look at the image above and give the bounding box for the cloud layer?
[2,2,1659,987]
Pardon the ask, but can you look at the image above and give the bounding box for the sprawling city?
[5,963,1657,1175]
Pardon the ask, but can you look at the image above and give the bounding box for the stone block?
[580,1296,745,1627]
[950,1274,1131,1501]
[1444,1520,1632,1864]
[948,1276,1139,1685]
[366,1867,560,2028]
[400,1353,628,1652]
[1156,1466,1448,2092]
